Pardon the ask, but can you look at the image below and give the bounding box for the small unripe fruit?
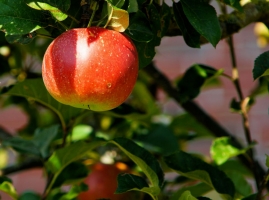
[42,27,139,111]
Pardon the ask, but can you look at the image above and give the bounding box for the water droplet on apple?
[107,83,112,88]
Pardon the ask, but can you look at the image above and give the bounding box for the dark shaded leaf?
[5,32,37,44]
[111,138,164,197]
[173,2,200,48]
[126,11,154,42]
[52,162,89,188]
[160,2,171,37]
[253,51,269,80]
[133,39,156,69]
[181,0,221,47]
[221,0,243,12]
[19,191,41,200]
[2,137,41,157]
[164,151,235,198]
[116,173,149,193]
[135,124,179,155]
[33,124,60,158]
[146,4,162,46]
[0,0,46,35]
[177,64,223,102]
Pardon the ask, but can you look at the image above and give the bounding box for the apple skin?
[77,162,132,200]
[42,27,138,111]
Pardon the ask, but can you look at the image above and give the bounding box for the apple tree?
[0,0,269,199]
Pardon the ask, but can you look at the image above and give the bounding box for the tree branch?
[166,1,269,44]
[143,63,265,183]
[1,158,43,176]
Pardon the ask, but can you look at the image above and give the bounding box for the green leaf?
[33,124,60,158]
[52,162,89,188]
[218,160,252,176]
[26,0,71,21]
[116,173,149,193]
[46,141,104,173]
[106,3,129,32]
[1,79,83,129]
[241,194,257,200]
[5,32,37,44]
[45,140,105,193]
[0,177,18,200]
[221,0,243,12]
[171,183,212,200]
[160,2,171,37]
[253,51,269,80]
[111,138,164,197]
[127,0,138,13]
[71,124,93,141]
[2,137,41,157]
[179,191,198,200]
[173,2,200,48]
[225,171,252,197]
[177,64,223,103]
[164,151,235,199]
[266,155,269,168]
[0,0,46,35]
[210,137,254,165]
[181,0,221,47]
[107,0,125,8]
[170,113,213,139]
[135,124,179,155]
[58,183,88,200]
[125,11,154,42]
[133,40,156,69]
[19,191,41,200]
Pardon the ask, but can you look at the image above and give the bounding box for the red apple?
[42,27,139,111]
[78,162,132,200]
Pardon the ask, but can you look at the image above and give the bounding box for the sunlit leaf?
[26,0,71,21]
[0,177,18,200]
[178,191,198,200]
[210,137,255,165]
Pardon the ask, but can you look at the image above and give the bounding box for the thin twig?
[220,0,261,188]
[256,169,269,200]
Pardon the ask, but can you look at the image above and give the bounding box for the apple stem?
[87,1,99,27]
